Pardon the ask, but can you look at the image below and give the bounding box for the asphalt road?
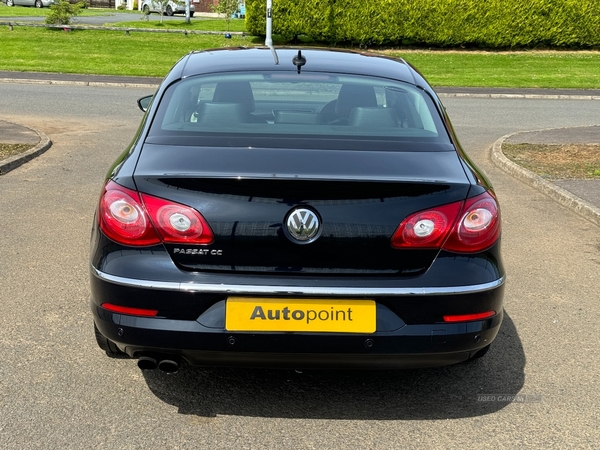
[0,11,218,25]
[0,82,599,448]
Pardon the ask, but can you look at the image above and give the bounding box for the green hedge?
[246,0,600,48]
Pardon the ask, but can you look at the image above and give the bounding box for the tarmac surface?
[1,71,599,226]
[0,11,221,25]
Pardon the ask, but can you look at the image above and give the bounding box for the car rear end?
[90,49,504,370]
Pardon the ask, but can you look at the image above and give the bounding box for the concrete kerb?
[438,93,600,100]
[3,79,600,96]
[0,21,245,36]
[0,121,52,175]
[491,130,600,228]
[0,77,158,89]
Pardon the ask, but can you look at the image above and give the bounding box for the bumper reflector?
[443,311,495,323]
[101,303,158,317]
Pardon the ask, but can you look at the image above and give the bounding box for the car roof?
[171,48,419,86]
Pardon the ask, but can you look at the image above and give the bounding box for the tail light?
[442,192,500,253]
[98,181,214,246]
[391,191,500,253]
[141,193,214,244]
[98,182,160,246]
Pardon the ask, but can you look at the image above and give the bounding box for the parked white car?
[141,0,195,17]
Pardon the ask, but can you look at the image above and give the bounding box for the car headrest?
[348,107,398,128]
[335,84,377,117]
[212,81,255,113]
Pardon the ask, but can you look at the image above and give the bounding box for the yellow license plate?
[225,297,376,333]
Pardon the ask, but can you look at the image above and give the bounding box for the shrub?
[246,0,600,48]
[45,0,85,25]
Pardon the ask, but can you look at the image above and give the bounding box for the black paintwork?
[90,48,504,369]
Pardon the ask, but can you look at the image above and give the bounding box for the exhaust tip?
[137,356,158,370]
[158,359,180,374]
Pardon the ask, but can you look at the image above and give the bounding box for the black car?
[90,48,504,373]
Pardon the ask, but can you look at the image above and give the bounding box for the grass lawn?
[0,27,255,76]
[393,50,600,89]
[1,24,600,88]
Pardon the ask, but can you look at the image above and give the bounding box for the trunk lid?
[133,145,470,276]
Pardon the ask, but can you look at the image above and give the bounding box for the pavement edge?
[0,78,158,89]
[491,131,600,228]
[0,120,52,176]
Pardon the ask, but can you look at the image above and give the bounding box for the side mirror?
[137,95,153,112]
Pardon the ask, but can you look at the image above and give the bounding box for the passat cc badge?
[285,208,321,244]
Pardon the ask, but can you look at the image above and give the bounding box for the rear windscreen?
[146,72,452,149]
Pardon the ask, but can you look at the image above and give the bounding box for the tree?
[211,0,240,31]
[144,0,184,25]
[153,0,170,25]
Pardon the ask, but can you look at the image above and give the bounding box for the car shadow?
[142,312,524,420]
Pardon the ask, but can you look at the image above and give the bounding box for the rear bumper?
[91,268,505,369]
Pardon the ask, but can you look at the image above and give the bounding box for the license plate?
[225,297,376,333]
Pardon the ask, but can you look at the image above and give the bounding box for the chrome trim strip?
[91,267,505,296]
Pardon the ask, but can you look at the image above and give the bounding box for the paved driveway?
[0,82,598,448]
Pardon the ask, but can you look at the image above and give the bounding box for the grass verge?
[390,50,600,89]
[0,143,33,161]
[1,24,600,88]
[503,143,600,179]
[0,27,255,76]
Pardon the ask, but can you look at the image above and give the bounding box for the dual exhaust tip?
[137,355,180,374]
